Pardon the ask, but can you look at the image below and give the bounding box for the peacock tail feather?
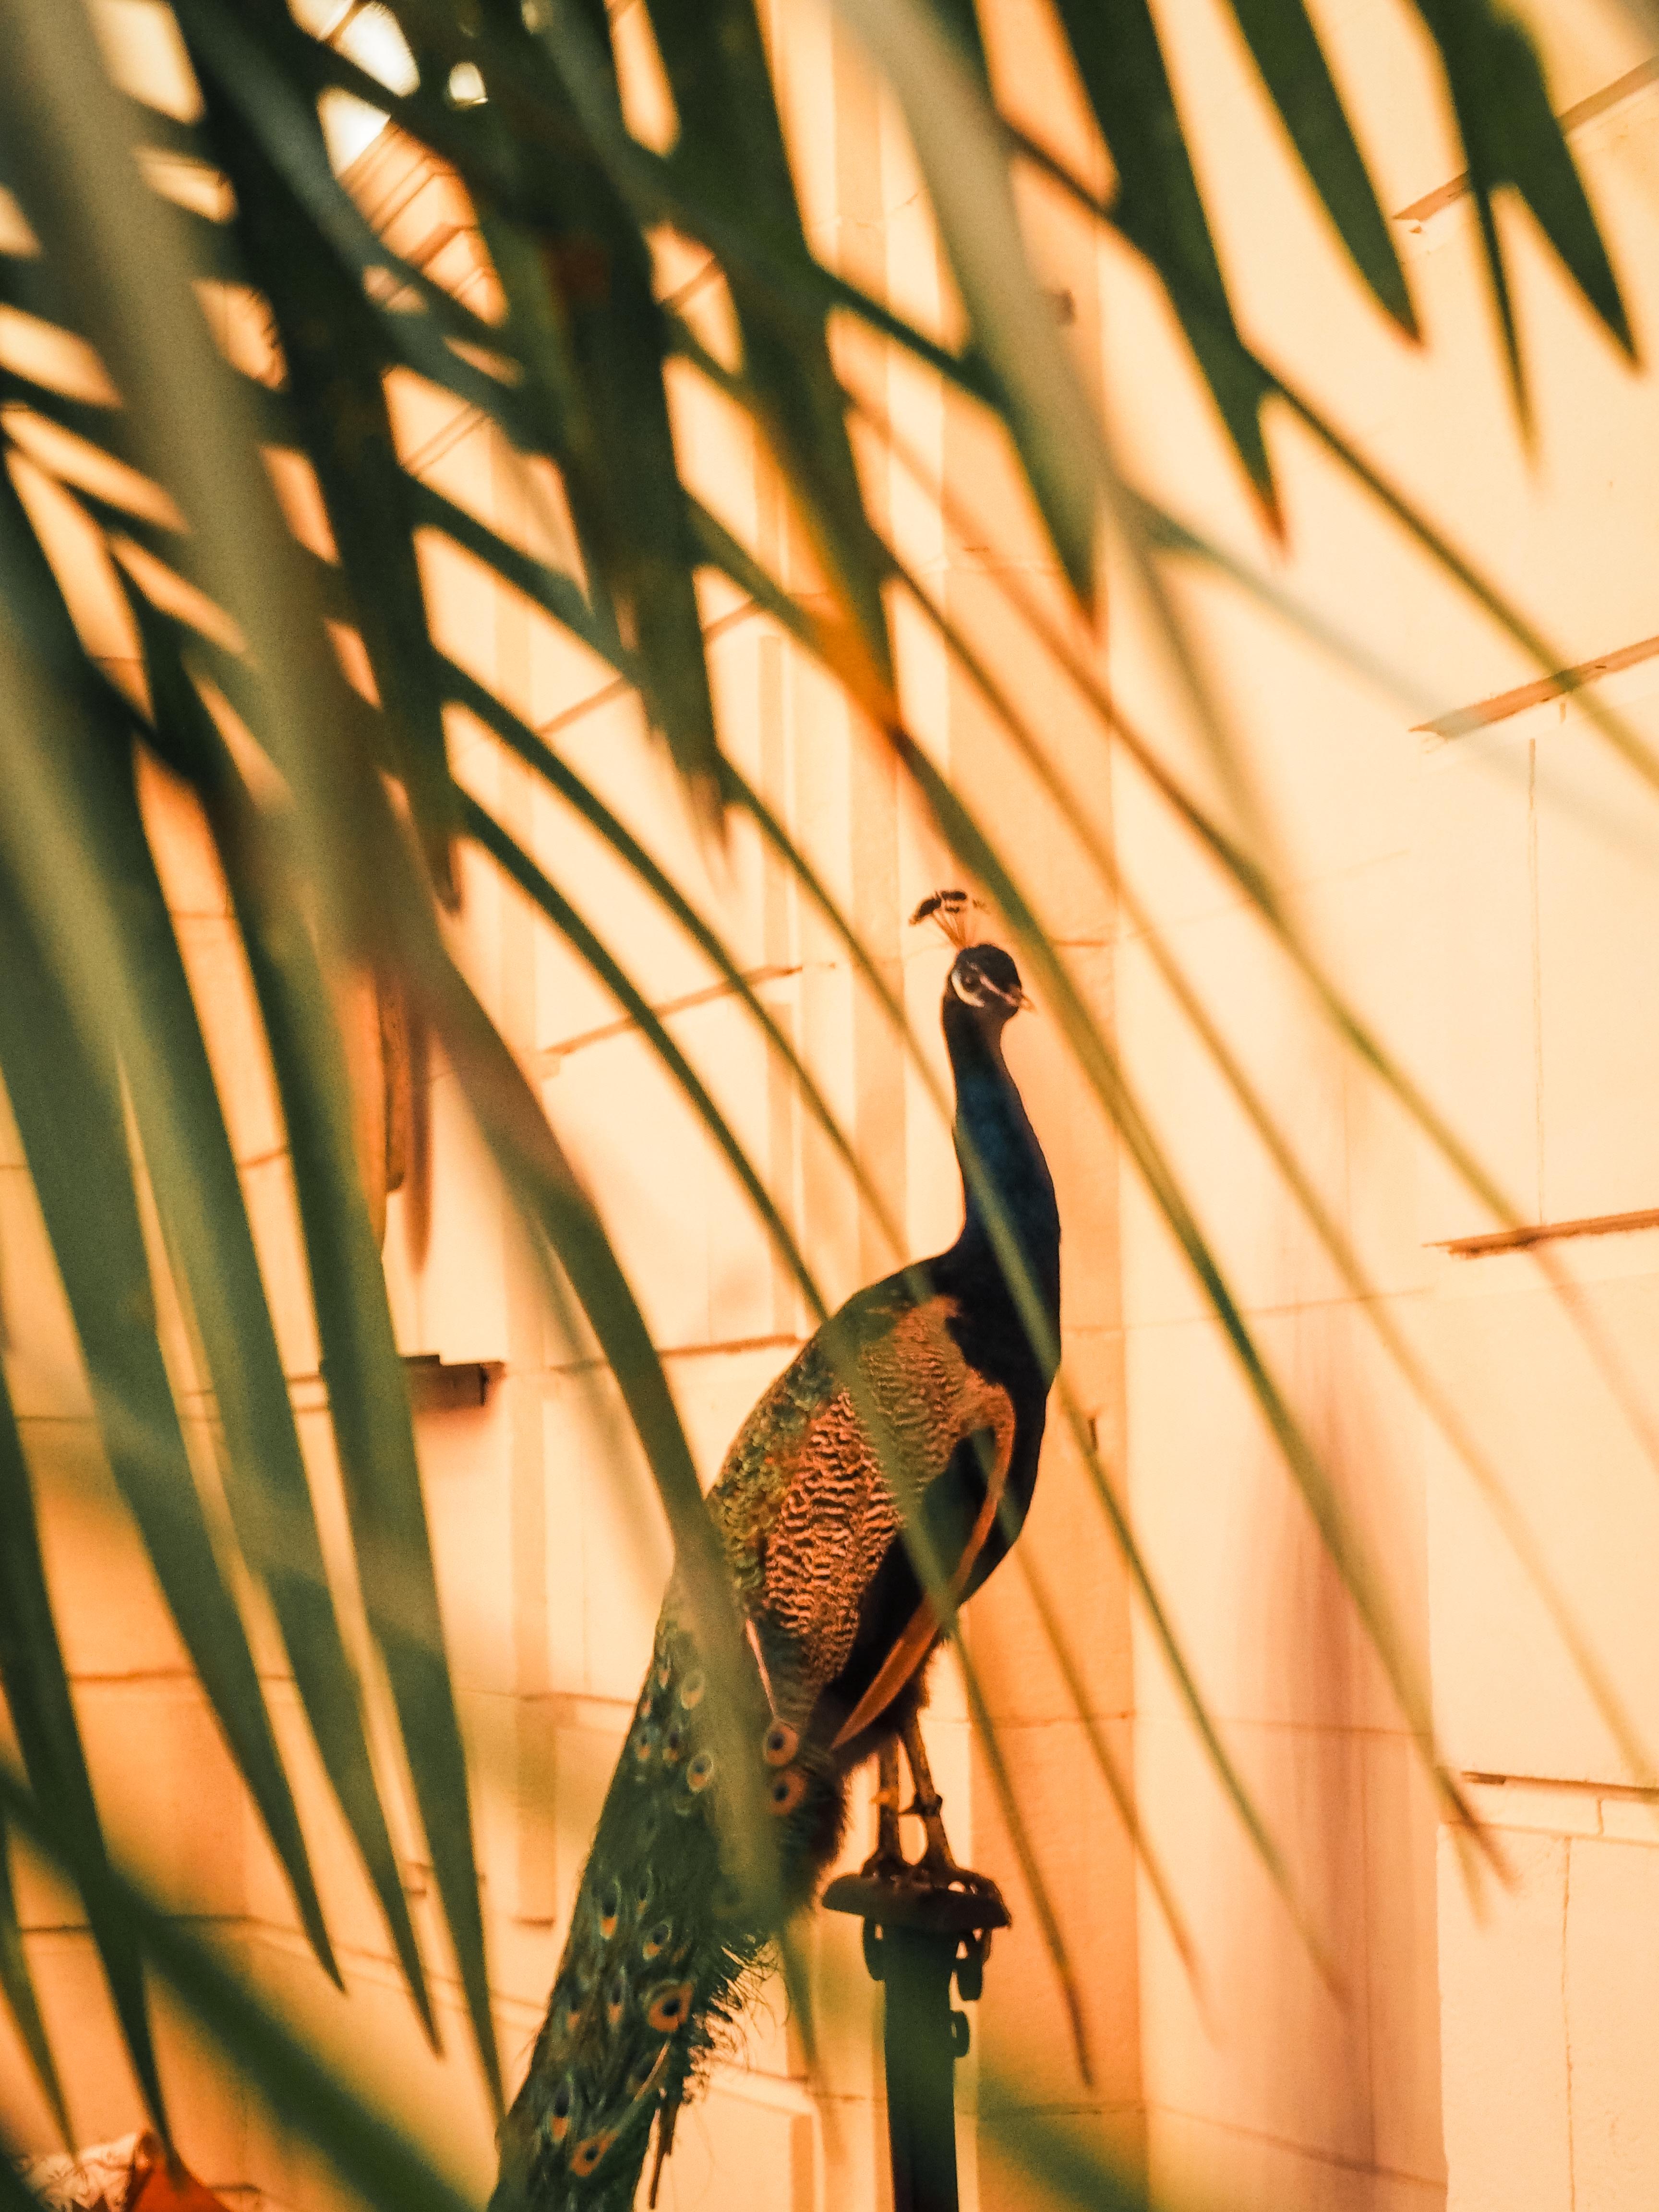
[490,1601,847,2212]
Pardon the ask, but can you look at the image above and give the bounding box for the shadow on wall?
[1228,1302,1446,2202]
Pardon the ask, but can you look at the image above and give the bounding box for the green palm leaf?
[0,1766,476,2212]
[123,585,445,2053]
[1414,0,1633,413]
[1226,0,1415,332]
[0,1372,165,2128]
[645,0,893,676]
[0,868,346,1990]
[1043,0,1275,510]
[0,1808,72,2147]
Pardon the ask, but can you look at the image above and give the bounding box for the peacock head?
[946,942,1032,1034]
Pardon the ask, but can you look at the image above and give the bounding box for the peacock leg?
[898,1711,962,1879]
[858,1737,906,1878]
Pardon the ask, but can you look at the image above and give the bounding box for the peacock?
[492,893,1061,2211]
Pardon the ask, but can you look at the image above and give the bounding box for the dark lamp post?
[822,1862,1009,2212]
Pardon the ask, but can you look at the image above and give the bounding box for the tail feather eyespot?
[605,1967,629,2028]
[685,1751,715,1794]
[567,2131,616,2178]
[645,1980,696,2034]
[543,2075,576,2145]
[762,1721,799,1767]
[598,1877,622,1940]
[678,1671,706,1709]
[631,1723,659,1767]
[642,1917,672,1961]
[767,1767,808,1817]
[661,1721,685,1766]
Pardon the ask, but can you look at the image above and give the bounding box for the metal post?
[822,1867,1009,2212]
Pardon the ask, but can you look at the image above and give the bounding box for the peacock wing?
[733,1287,1016,1741]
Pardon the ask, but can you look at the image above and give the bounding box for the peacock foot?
[857,1737,908,1882]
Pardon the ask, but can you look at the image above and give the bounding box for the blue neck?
[939,1007,1060,1363]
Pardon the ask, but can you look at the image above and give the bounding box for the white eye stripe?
[951,966,1025,1010]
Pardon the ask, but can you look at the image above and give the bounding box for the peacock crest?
[909,885,985,949]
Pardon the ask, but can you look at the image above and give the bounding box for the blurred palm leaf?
[0,1806,71,2147]
[0,1369,164,2131]
[0,0,1645,2194]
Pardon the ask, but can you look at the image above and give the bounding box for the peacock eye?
[642,1917,672,1960]
[568,2132,615,2177]
[631,1724,658,1766]
[605,1968,629,2024]
[645,1979,695,2033]
[768,1767,807,1816]
[679,1671,706,1709]
[686,1750,715,1793]
[762,1720,799,1766]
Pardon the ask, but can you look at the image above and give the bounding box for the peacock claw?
[828,1726,1010,1934]
[857,1847,914,1884]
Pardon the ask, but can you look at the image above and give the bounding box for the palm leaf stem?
[0,1791,76,2146]
[442,655,909,1265]
[0,462,355,1990]
[0,1370,165,2128]
[1010,1551,1203,1987]
[354,799,788,1926]
[461,792,831,1325]
[1008,121,1659,808]
[128,597,453,2050]
[712,751,1310,1973]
